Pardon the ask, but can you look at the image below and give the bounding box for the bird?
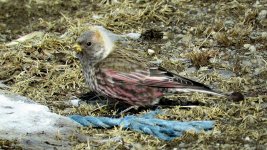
[73,26,241,107]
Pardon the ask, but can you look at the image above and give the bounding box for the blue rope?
[69,110,214,141]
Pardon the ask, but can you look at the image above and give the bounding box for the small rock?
[165,41,172,47]
[242,60,252,67]
[224,20,234,28]
[249,31,261,40]
[217,70,236,79]
[150,59,162,65]
[176,46,183,51]
[162,32,173,40]
[170,58,190,64]
[261,32,267,39]
[176,34,184,39]
[70,99,80,107]
[244,136,251,141]
[147,49,155,55]
[124,33,141,40]
[178,142,186,148]
[257,10,267,21]
[179,68,194,76]
[253,1,260,8]
[253,67,262,76]
[244,44,251,49]
[92,14,103,19]
[0,33,7,42]
[249,45,256,52]
[0,81,9,89]
[185,67,197,74]
[199,66,209,71]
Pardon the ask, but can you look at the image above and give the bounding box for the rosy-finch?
[73,26,226,106]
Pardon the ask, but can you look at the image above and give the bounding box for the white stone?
[147,49,155,55]
[243,44,251,49]
[70,99,80,107]
[249,45,256,52]
[261,32,267,39]
[258,10,267,20]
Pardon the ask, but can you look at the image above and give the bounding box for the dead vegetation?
[0,0,267,149]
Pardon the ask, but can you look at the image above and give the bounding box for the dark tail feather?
[158,67,225,96]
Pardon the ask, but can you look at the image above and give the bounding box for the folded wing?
[100,67,224,96]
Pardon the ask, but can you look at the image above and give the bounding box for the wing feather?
[97,42,223,96]
[100,67,224,96]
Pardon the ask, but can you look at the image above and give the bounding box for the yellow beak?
[73,43,82,52]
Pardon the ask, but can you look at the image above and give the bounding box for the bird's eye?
[86,42,92,47]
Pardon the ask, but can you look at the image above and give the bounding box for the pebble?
[70,99,80,107]
[0,33,7,42]
[179,67,196,76]
[176,34,184,39]
[249,45,256,52]
[162,32,173,40]
[150,59,162,65]
[182,30,187,34]
[224,20,234,28]
[199,66,210,71]
[147,49,155,55]
[92,14,103,19]
[254,68,262,76]
[262,32,267,39]
[165,41,172,47]
[178,142,186,148]
[257,10,267,20]
[243,44,251,49]
[244,136,251,141]
[0,81,9,89]
[242,60,252,67]
[185,67,197,73]
[244,44,256,52]
[217,70,236,79]
[253,1,260,8]
[125,33,141,40]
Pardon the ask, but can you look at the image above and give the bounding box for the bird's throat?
[81,62,98,91]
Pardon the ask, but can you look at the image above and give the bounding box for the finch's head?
[73,27,114,65]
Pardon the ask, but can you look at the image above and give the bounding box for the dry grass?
[0,0,267,149]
